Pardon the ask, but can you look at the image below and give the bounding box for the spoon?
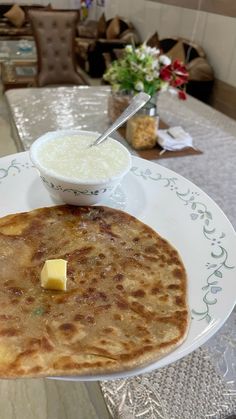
[89,92,151,147]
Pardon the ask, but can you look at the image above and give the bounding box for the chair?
[28,9,87,87]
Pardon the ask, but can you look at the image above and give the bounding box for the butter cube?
[40,259,67,291]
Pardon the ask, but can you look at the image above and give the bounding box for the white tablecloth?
[5,86,236,418]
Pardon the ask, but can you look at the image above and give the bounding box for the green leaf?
[205,314,212,323]
[214,271,223,278]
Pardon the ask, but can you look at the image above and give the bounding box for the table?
[0,40,37,91]
[1,61,37,91]
[5,86,236,418]
[0,39,36,64]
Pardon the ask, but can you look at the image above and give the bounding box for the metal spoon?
[89,92,151,147]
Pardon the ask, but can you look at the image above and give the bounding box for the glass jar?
[126,96,159,150]
[108,91,133,124]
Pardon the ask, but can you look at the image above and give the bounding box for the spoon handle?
[90,92,151,147]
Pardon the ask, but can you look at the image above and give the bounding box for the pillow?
[166,40,185,63]
[4,4,25,28]
[97,12,107,38]
[77,20,98,38]
[106,16,120,40]
[146,32,160,49]
[120,28,140,44]
[186,57,214,81]
[182,38,205,58]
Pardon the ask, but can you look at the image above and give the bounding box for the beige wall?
[105,0,236,88]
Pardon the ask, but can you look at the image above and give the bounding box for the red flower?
[172,77,186,87]
[178,90,187,100]
[160,59,189,100]
[173,59,186,71]
[160,66,172,82]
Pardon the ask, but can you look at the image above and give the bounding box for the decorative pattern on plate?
[41,176,113,196]
[131,166,235,323]
[0,156,126,209]
[0,159,32,183]
[100,346,236,419]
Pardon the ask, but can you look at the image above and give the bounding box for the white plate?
[0,152,236,381]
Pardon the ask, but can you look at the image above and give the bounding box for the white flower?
[135,81,144,91]
[159,55,171,66]
[153,70,160,78]
[147,46,160,56]
[131,62,139,72]
[151,59,159,70]
[110,73,118,81]
[141,44,159,56]
[136,50,146,60]
[125,45,133,53]
[145,74,154,82]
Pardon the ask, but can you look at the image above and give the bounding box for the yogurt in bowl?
[30,130,132,205]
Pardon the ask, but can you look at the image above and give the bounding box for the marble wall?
[105,0,236,88]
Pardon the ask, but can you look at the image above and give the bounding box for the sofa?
[75,14,140,78]
[0,4,51,38]
[0,3,81,39]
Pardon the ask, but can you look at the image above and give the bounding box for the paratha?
[0,205,189,378]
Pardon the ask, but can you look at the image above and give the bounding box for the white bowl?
[30,130,132,206]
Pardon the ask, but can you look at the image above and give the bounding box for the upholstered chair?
[28,10,87,87]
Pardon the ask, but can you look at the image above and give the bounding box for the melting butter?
[41,259,67,291]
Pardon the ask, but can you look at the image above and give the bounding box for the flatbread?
[0,205,189,378]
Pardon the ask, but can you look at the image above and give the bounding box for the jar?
[108,92,133,124]
[126,100,159,150]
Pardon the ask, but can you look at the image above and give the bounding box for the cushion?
[160,38,206,62]
[166,40,185,63]
[77,20,98,38]
[186,57,214,81]
[97,12,107,37]
[182,38,205,58]
[4,4,25,28]
[146,32,160,49]
[120,28,140,44]
[106,16,120,40]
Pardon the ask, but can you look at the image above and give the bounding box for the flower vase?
[107,91,133,124]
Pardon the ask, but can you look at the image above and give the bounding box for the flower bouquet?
[103,43,188,149]
[103,43,189,100]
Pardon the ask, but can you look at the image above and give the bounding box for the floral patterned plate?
[0,151,235,381]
